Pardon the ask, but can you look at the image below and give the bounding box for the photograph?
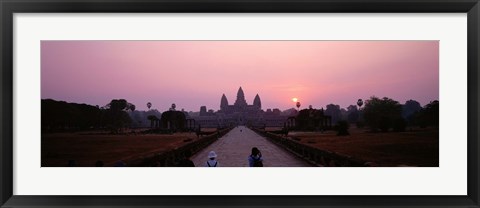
[2,0,479,206]
[41,40,439,167]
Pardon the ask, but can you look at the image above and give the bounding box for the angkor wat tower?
[220,87,262,114]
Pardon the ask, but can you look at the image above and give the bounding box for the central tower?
[234,87,248,108]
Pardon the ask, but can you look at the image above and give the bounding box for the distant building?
[199,106,207,116]
[219,86,262,114]
[190,87,288,128]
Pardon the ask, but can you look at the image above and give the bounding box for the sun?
[292,98,298,102]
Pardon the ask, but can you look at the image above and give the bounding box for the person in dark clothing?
[178,150,195,167]
[248,147,263,167]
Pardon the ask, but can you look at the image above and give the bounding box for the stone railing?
[252,128,370,167]
[125,127,233,167]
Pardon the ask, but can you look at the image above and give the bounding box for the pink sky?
[41,41,439,112]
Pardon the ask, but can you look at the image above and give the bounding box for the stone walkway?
[191,126,311,167]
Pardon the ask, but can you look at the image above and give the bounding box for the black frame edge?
[0,0,13,207]
[468,1,480,206]
[1,0,480,207]
[0,0,479,13]
[1,195,479,207]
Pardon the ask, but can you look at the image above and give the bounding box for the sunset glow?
[41,41,439,112]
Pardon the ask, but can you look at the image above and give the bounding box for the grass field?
[289,127,439,166]
[42,127,438,167]
[41,133,197,167]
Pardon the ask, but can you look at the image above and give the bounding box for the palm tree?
[147,102,152,110]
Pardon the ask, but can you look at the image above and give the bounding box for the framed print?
[1,0,479,207]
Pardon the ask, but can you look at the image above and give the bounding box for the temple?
[189,87,289,128]
[219,87,262,115]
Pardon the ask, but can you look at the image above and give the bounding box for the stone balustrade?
[126,127,233,167]
[252,128,371,167]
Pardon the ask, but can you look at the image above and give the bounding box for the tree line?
[42,99,144,133]
[42,99,186,133]
[296,96,439,133]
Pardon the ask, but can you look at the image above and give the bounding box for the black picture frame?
[1,0,479,207]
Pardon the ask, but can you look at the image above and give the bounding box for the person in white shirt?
[206,151,219,167]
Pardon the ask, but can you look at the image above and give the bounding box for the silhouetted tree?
[170,103,176,111]
[41,99,102,132]
[402,99,422,125]
[296,109,311,130]
[324,104,342,124]
[42,99,140,133]
[295,108,328,131]
[340,108,348,121]
[161,111,186,132]
[363,96,402,132]
[346,105,359,123]
[104,99,133,133]
[417,100,439,128]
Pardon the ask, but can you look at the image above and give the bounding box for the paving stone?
[191,126,312,167]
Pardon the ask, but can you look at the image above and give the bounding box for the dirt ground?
[288,127,439,166]
[42,127,438,167]
[41,133,197,167]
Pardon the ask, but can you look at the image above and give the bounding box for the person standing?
[248,147,263,167]
[206,151,219,167]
